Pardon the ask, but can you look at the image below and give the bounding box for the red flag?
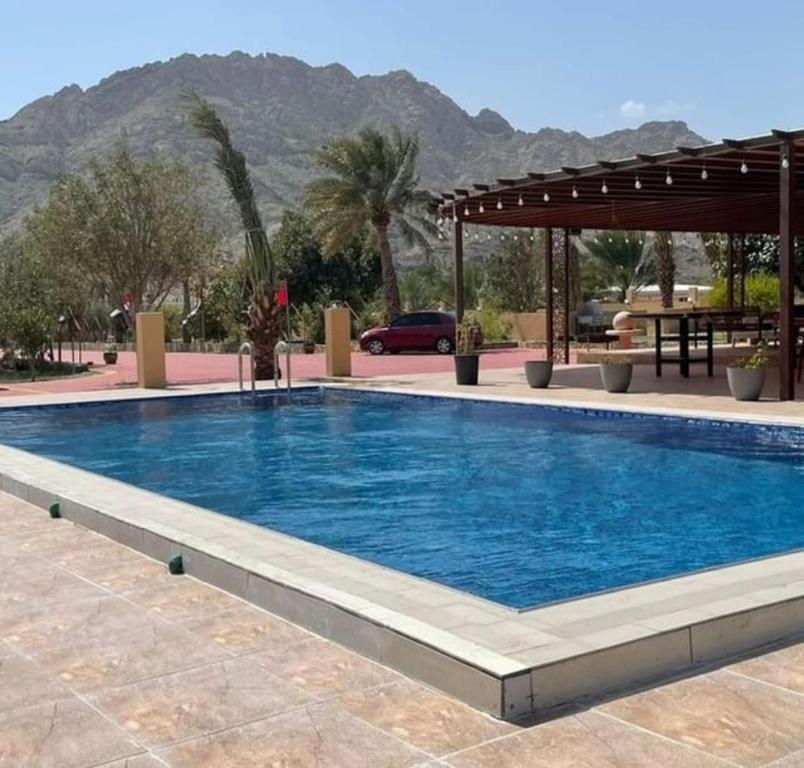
[275,281,288,307]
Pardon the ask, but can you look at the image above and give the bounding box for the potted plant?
[524,355,553,388]
[103,343,118,365]
[726,342,768,401]
[599,356,633,393]
[454,316,482,385]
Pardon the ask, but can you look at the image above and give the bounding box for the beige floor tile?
[125,578,246,622]
[90,657,313,748]
[0,654,70,713]
[4,595,159,655]
[338,679,515,756]
[33,622,228,693]
[159,702,426,768]
[179,604,311,655]
[729,644,804,695]
[251,636,400,697]
[601,670,804,767]
[0,698,142,768]
[48,537,150,574]
[77,558,175,594]
[0,570,105,623]
[448,711,733,767]
[94,755,167,768]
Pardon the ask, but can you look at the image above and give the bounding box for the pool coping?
[2,381,804,720]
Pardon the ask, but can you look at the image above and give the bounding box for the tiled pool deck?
[5,492,804,767]
[3,368,804,765]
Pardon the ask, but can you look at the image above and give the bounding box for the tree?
[481,231,544,312]
[581,231,654,302]
[653,232,676,308]
[26,143,218,318]
[272,211,382,310]
[0,234,60,378]
[704,233,804,292]
[305,127,437,319]
[184,93,282,379]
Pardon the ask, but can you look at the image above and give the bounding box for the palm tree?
[183,93,281,379]
[654,231,676,308]
[582,231,655,302]
[305,127,437,319]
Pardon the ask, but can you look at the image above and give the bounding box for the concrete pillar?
[325,307,351,377]
[135,312,167,388]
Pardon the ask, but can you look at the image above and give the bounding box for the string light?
[701,163,708,181]
[453,211,458,223]
[486,233,492,241]
[782,154,790,170]
[517,194,524,207]
[571,185,579,199]
[543,191,550,203]
[529,234,535,242]
[665,170,673,186]
[496,198,503,210]
[500,233,506,240]
[463,206,470,217]
[601,180,609,194]
[740,159,749,174]
[513,234,519,241]
[479,202,485,214]
[635,176,642,190]
[437,216,444,226]
[473,231,479,240]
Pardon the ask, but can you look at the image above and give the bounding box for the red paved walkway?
[0,348,554,397]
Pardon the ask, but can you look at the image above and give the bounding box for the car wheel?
[367,338,385,355]
[435,336,453,354]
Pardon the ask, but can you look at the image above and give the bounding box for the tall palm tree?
[582,231,655,302]
[183,93,281,379]
[305,127,437,319]
[654,231,676,308]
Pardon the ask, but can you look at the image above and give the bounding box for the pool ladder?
[238,341,256,395]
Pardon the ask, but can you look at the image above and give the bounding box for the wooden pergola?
[435,128,804,400]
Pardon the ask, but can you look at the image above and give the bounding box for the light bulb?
[437,232,444,240]
[572,185,579,199]
[701,165,708,180]
[513,235,519,241]
[487,233,492,241]
[496,198,503,210]
[635,176,642,190]
[601,181,608,194]
[437,216,443,226]
[543,191,550,202]
[464,206,470,217]
[740,160,748,174]
[529,235,535,241]
[453,212,458,223]
[517,194,524,207]
[473,232,479,240]
[665,170,673,186]
[782,154,790,169]
[607,237,613,243]
[500,233,506,240]
[624,236,629,243]
[479,202,485,214]
[639,239,644,245]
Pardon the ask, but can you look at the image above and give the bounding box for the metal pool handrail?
[274,340,292,399]
[238,341,256,395]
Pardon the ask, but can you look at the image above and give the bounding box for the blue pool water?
[1,389,804,609]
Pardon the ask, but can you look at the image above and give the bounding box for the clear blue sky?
[4,0,804,140]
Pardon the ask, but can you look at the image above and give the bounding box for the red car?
[359,311,457,355]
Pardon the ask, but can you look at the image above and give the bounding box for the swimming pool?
[2,388,804,609]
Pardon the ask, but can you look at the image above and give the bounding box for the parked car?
[359,311,465,355]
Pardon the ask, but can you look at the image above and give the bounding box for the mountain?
[0,52,707,248]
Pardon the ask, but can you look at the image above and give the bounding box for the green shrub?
[467,308,513,342]
[161,304,183,342]
[708,274,780,314]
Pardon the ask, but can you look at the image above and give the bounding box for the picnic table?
[640,308,751,379]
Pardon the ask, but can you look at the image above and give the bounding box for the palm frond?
[182,91,274,288]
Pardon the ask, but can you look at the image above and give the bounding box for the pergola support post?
[726,233,735,309]
[454,220,464,323]
[563,228,571,364]
[739,234,747,309]
[779,141,796,401]
[544,227,554,360]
